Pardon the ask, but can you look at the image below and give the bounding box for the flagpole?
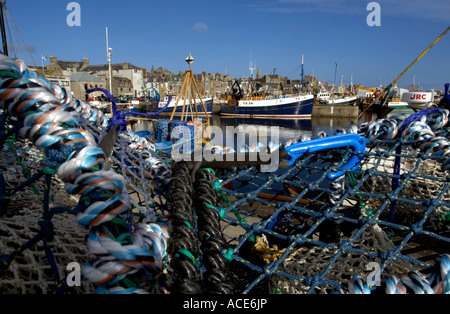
[41,55,46,78]
[106,27,112,94]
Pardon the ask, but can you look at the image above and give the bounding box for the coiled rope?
[167,163,235,294]
[343,108,450,294]
[168,161,202,293]
[0,54,169,293]
[348,253,450,294]
[355,109,450,221]
[194,168,234,293]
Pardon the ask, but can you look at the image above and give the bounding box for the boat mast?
[266,68,276,98]
[249,49,255,79]
[0,1,8,56]
[301,54,304,93]
[106,27,112,94]
[331,62,337,105]
[350,74,353,94]
[249,49,255,94]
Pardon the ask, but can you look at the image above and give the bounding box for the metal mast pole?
[332,62,337,105]
[301,54,304,93]
[0,1,8,56]
[106,27,112,94]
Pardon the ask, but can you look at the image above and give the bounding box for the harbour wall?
[312,104,359,117]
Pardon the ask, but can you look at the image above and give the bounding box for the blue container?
[156,119,171,142]
[135,130,152,140]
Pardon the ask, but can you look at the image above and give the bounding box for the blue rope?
[398,108,440,135]
[86,88,172,133]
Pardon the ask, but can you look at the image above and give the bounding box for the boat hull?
[219,95,314,118]
[387,101,410,109]
[325,96,358,106]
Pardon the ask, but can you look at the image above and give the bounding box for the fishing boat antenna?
[249,49,256,79]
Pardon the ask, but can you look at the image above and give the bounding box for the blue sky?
[5,0,450,90]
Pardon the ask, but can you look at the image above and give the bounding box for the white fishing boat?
[325,94,358,106]
[157,96,213,115]
[316,90,331,102]
[387,99,410,109]
[321,62,358,106]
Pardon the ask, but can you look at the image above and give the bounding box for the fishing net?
[212,110,450,294]
[0,54,449,294]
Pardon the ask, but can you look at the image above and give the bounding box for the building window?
[61,81,69,86]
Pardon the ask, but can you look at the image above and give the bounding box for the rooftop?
[57,60,83,70]
[70,72,104,82]
[83,62,142,72]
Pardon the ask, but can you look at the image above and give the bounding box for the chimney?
[50,56,58,65]
[82,57,89,69]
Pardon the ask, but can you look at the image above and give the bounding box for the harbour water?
[131,111,380,147]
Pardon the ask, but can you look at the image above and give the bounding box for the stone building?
[47,74,71,91]
[70,72,106,101]
[193,72,233,98]
[83,62,145,98]
[145,66,177,97]
[255,74,283,94]
[47,56,90,77]
[45,56,145,98]
[112,76,133,97]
